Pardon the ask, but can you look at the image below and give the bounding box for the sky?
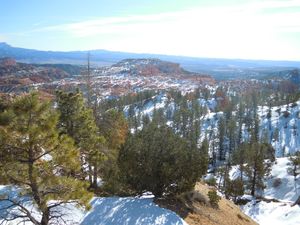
[1,0,300,61]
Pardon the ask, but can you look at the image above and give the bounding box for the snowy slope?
[126,91,300,157]
[0,186,187,225]
[240,157,300,225]
[264,157,300,202]
[258,101,300,156]
[242,200,300,225]
[81,197,187,225]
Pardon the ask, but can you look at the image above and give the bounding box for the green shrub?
[205,177,217,186]
[208,190,221,209]
[118,123,206,197]
[225,179,244,202]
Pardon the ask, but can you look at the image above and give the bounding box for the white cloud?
[31,0,300,60]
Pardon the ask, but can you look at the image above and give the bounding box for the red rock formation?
[0,57,17,66]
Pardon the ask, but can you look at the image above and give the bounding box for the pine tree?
[232,143,248,181]
[152,108,166,126]
[199,138,209,175]
[227,118,237,155]
[55,90,105,187]
[244,142,275,196]
[237,102,245,146]
[288,152,300,180]
[97,109,128,194]
[0,92,92,225]
[142,114,151,126]
[225,179,244,202]
[218,117,226,160]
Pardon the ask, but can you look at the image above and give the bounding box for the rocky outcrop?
[112,58,215,85]
[0,57,17,66]
[0,57,71,92]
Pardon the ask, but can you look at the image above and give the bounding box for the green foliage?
[218,117,226,160]
[0,92,92,225]
[205,177,216,186]
[244,142,275,196]
[56,90,105,187]
[199,138,209,175]
[233,141,275,196]
[118,123,205,197]
[208,190,221,209]
[232,143,248,181]
[225,179,244,202]
[97,109,129,194]
[0,97,13,126]
[98,109,128,150]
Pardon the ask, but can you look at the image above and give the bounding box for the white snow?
[240,157,300,225]
[258,101,300,156]
[0,186,187,225]
[81,197,187,225]
[264,157,300,202]
[242,200,300,225]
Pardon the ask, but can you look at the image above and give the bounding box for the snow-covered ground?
[0,186,187,225]
[242,200,300,225]
[81,197,187,225]
[258,100,300,156]
[241,157,300,225]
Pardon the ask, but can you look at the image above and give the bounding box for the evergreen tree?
[244,143,275,196]
[288,152,300,180]
[152,108,166,126]
[225,179,244,202]
[97,109,128,194]
[55,90,105,187]
[142,114,151,126]
[232,143,248,181]
[118,122,205,197]
[199,138,209,175]
[0,92,92,225]
[227,118,237,155]
[218,117,226,160]
[237,102,245,146]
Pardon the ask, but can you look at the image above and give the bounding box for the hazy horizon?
[1,0,300,61]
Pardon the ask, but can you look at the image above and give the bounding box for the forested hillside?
[0,57,299,225]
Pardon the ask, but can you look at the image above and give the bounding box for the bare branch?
[0,198,40,225]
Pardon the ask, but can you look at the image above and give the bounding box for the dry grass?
[156,182,258,225]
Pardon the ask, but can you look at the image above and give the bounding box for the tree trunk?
[292,196,300,206]
[93,162,98,188]
[294,165,297,181]
[240,166,243,181]
[29,163,41,206]
[251,168,257,196]
[41,209,50,225]
[88,164,93,187]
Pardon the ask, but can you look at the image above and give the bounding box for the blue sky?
[1,0,300,61]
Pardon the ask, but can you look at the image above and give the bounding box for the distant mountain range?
[1,42,300,80]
